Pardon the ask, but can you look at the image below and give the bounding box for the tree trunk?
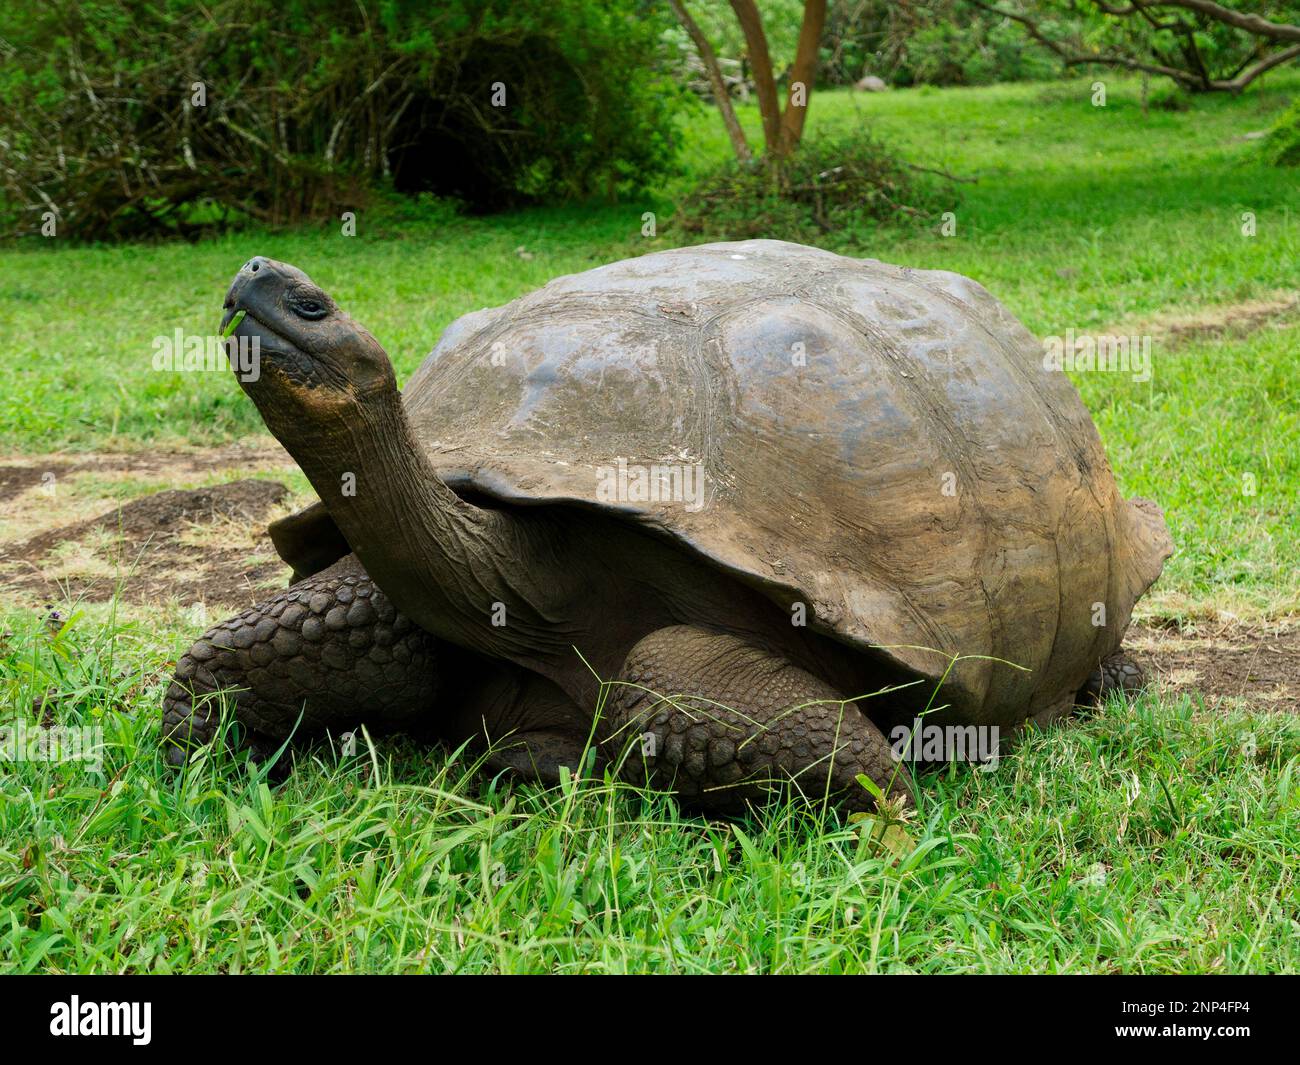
[780,0,827,155]
[670,0,752,163]
[728,0,783,158]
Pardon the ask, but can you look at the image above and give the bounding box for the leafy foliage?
[895,5,1062,86]
[1269,96,1300,165]
[973,0,1300,94]
[0,0,683,240]
[665,0,1069,90]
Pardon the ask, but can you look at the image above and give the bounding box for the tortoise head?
[221,257,397,429]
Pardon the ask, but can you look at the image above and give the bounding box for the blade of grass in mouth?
[222,309,247,338]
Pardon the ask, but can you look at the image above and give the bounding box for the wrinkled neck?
[278,391,572,666]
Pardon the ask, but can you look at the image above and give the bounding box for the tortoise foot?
[602,625,913,816]
[161,555,439,769]
[1076,650,1147,707]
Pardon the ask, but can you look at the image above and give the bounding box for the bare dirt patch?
[0,441,297,538]
[0,445,301,611]
[1103,292,1300,348]
[1,480,292,608]
[0,465,53,497]
[1130,619,1300,712]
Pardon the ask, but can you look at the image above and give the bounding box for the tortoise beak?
[222,256,274,332]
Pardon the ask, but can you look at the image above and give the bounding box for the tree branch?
[670,0,752,162]
[970,0,1300,92]
[1152,1,1300,44]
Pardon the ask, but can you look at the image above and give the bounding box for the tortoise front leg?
[161,555,439,767]
[600,625,913,816]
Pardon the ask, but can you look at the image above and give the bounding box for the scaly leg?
[601,625,912,815]
[161,555,439,766]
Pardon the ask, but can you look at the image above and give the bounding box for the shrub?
[0,0,683,240]
[1268,98,1300,167]
[674,131,949,244]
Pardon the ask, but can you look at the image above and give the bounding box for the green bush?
[674,131,949,244]
[0,0,683,240]
[1268,98,1300,166]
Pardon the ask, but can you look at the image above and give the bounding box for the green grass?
[1,75,1298,973]
[3,613,1296,973]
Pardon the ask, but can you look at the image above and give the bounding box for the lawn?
[1,75,1297,973]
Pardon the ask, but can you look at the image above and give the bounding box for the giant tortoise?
[162,239,1172,813]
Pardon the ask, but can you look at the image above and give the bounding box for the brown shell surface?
[387,240,1169,723]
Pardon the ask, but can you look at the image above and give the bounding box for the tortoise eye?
[292,296,328,320]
